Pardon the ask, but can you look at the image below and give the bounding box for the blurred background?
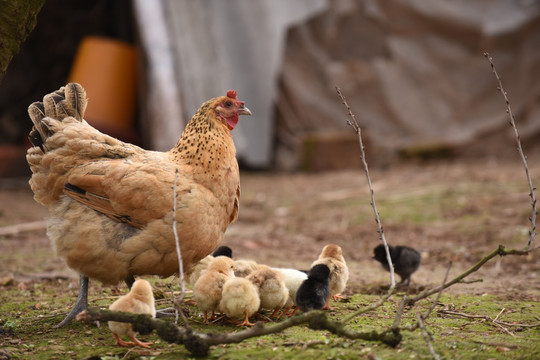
[1,0,540,177]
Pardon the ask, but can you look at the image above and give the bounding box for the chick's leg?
[54,274,89,328]
[112,333,135,347]
[269,307,281,319]
[131,336,153,349]
[237,309,255,327]
[322,295,337,310]
[277,305,293,319]
[287,307,299,317]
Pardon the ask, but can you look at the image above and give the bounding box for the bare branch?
[77,308,401,357]
[335,86,396,288]
[484,53,537,249]
[424,261,452,320]
[400,261,451,333]
[392,295,409,329]
[416,314,441,360]
[407,245,530,304]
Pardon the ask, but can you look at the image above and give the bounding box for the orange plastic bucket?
[68,36,137,134]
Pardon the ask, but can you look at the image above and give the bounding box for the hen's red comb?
[227,90,237,99]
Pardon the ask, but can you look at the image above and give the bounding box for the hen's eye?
[225,101,232,107]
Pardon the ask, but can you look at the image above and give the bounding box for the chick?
[311,244,349,308]
[219,277,260,326]
[187,256,214,287]
[373,244,421,286]
[193,256,236,323]
[295,264,330,313]
[246,266,289,318]
[187,246,234,286]
[234,259,260,277]
[274,268,308,318]
[212,245,233,258]
[108,279,156,348]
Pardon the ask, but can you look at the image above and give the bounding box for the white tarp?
[134,0,326,168]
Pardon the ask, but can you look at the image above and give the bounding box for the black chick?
[295,264,330,312]
[212,246,233,258]
[373,244,421,286]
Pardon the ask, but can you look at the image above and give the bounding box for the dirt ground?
[1,156,539,303]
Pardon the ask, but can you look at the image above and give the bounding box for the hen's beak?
[238,106,251,116]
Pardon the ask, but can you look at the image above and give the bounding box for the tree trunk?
[0,0,45,82]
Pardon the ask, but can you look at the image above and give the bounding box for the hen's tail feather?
[28,128,45,152]
[27,83,88,152]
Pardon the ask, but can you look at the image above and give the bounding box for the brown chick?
[246,266,289,318]
[26,84,250,326]
[234,259,260,277]
[193,256,236,323]
[311,244,349,309]
[108,279,156,348]
[219,277,260,326]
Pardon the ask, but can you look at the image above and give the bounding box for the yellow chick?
[108,279,156,348]
[187,245,233,286]
[246,266,289,318]
[187,255,214,286]
[193,256,236,323]
[219,277,260,326]
[311,244,349,309]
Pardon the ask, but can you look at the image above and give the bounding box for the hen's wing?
[62,154,202,230]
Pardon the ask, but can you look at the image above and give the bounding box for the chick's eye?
[225,101,232,107]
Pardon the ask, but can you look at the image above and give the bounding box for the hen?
[26,83,251,326]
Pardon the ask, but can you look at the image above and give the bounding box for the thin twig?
[342,286,395,324]
[424,261,452,320]
[494,308,505,322]
[172,168,189,327]
[121,348,137,360]
[407,245,529,304]
[484,53,537,250]
[439,309,540,329]
[417,314,441,360]
[401,261,452,333]
[336,86,395,288]
[438,309,515,336]
[335,86,398,325]
[392,295,409,329]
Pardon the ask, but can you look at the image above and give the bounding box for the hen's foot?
[54,274,88,328]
